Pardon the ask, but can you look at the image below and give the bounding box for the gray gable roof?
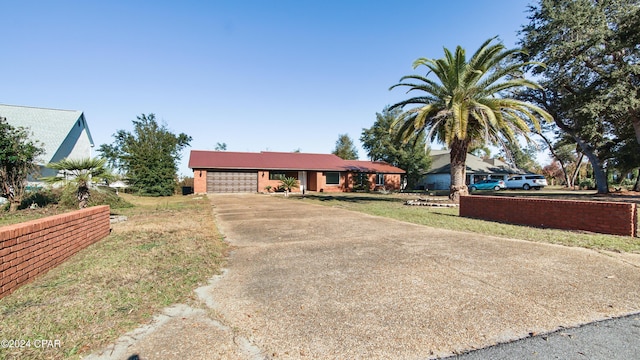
[427,149,522,175]
[0,104,94,163]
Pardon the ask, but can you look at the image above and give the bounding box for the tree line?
[3,0,638,206]
[331,108,432,191]
[519,0,640,193]
[1,113,190,211]
[334,0,640,200]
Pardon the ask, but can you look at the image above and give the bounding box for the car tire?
[523,184,531,190]
[470,186,477,192]
[494,185,501,191]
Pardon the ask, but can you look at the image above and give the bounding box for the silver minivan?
[505,174,548,190]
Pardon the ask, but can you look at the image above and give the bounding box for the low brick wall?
[0,205,111,299]
[460,196,637,237]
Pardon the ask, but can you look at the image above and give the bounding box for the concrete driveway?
[91,194,640,359]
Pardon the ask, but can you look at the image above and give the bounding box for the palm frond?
[43,157,113,183]
[389,37,551,154]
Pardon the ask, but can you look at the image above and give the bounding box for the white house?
[0,104,95,178]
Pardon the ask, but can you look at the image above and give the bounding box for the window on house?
[376,173,384,186]
[326,172,340,185]
[269,171,298,180]
[354,172,368,186]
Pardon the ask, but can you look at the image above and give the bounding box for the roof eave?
[190,166,405,173]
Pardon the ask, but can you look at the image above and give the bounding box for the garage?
[206,171,258,193]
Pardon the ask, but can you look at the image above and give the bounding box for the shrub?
[352,184,369,192]
[579,178,596,190]
[618,177,636,190]
[57,184,133,209]
[19,188,58,210]
[89,186,134,209]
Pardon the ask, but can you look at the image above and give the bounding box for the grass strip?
[0,194,226,360]
[0,207,70,227]
[293,193,640,253]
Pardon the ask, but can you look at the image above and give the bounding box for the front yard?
[0,194,227,360]
[0,189,638,359]
[291,190,640,253]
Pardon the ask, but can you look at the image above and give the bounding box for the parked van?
[505,174,548,190]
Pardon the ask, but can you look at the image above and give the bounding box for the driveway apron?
[203,194,640,359]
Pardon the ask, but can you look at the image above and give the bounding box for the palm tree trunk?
[449,138,470,202]
[77,182,90,209]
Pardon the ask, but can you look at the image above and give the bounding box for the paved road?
[451,313,640,359]
[89,194,640,359]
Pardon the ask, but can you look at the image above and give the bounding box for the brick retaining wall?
[459,196,637,237]
[0,205,111,299]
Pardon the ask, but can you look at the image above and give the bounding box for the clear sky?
[2,0,535,176]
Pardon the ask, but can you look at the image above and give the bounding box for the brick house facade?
[189,151,405,194]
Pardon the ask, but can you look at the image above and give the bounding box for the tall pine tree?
[332,134,359,160]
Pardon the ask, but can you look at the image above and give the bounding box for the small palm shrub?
[43,157,113,208]
[57,184,133,209]
[279,176,298,192]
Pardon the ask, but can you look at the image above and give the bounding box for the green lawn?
[292,192,640,253]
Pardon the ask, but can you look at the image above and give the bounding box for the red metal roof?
[188,150,405,173]
[341,160,407,174]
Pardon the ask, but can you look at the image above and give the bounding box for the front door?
[298,171,307,192]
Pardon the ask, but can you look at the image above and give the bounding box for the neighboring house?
[108,180,129,191]
[419,149,521,190]
[188,150,406,193]
[0,104,95,178]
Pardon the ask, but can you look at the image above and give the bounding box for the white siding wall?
[40,122,93,178]
[66,129,92,160]
[51,121,92,163]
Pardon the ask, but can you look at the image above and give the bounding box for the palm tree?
[43,157,112,208]
[279,176,298,197]
[390,37,552,202]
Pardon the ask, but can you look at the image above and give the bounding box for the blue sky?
[2,1,535,176]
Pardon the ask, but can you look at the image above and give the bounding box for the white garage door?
[206,171,258,193]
